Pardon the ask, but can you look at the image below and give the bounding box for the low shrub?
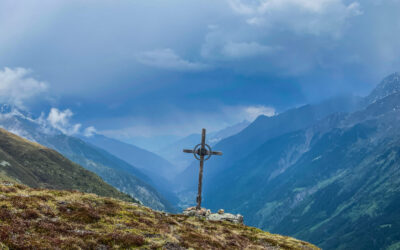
[99,232,145,247]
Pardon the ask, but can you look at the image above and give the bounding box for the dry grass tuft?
[0,182,320,249]
[99,232,145,247]
[58,202,101,224]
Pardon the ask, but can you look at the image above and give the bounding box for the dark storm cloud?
[1,0,400,138]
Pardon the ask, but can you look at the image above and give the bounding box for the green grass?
[0,128,135,203]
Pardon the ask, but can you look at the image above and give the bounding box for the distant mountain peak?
[0,104,24,117]
[0,104,13,114]
[367,72,400,104]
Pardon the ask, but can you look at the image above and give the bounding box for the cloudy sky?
[1,0,400,148]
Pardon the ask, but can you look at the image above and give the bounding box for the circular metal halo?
[193,143,212,161]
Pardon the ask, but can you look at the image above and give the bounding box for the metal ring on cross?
[193,143,212,161]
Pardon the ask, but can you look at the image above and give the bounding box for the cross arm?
[183,149,223,155]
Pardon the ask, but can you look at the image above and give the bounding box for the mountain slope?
[35,134,175,212]
[366,72,400,104]
[0,182,319,249]
[175,95,362,197]
[0,128,133,202]
[81,134,177,180]
[81,134,180,206]
[0,110,173,212]
[205,73,400,249]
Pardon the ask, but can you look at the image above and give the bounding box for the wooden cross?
[183,128,223,210]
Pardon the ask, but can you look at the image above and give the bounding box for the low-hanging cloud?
[46,108,81,135]
[83,126,97,137]
[101,104,275,139]
[137,48,210,72]
[242,105,276,120]
[44,108,98,137]
[0,67,47,109]
[223,105,276,122]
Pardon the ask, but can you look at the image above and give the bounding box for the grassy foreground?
[0,183,319,249]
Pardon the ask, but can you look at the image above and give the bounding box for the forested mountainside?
[0,128,134,202]
[204,73,400,249]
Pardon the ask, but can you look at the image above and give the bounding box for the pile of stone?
[183,207,244,224]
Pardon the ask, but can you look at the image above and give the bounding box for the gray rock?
[207,213,243,224]
[182,207,244,224]
[182,206,207,217]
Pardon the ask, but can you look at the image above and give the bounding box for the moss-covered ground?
[0,182,319,249]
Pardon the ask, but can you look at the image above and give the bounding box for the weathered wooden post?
[183,128,223,210]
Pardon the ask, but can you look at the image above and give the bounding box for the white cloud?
[0,67,47,109]
[223,105,276,121]
[242,105,276,120]
[201,0,364,74]
[83,126,97,137]
[201,33,279,61]
[46,108,81,135]
[228,0,258,14]
[44,108,97,136]
[137,48,210,72]
[228,0,362,37]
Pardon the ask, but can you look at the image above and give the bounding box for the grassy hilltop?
[0,183,319,249]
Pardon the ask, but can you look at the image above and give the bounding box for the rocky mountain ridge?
[175,94,363,207]
[366,72,400,104]
[203,72,400,249]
